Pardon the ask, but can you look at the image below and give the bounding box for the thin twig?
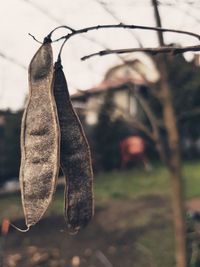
[134,90,159,134]
[132,86,167,164]
[52,23,200,43]
[28,33,43,44]
[114,104,154,140]
[25,0,123,55]
[72,89,154,139]
[81,44,200,60]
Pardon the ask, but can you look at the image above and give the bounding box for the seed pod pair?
[19,39,94,232]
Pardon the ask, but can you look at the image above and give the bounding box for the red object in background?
[120,136,150,169]
[1,219,10,236]
[0,219,10,267]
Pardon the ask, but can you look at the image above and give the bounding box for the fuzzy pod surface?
[53,61,94,233]
[20,40,60,228]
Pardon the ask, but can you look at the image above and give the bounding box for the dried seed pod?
[53,61,94,233]
[20,40,60,229]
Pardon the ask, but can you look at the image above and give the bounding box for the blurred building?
[193,54,200,66]
[71,54,160,126]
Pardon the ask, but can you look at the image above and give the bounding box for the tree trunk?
[160,66,187,267]
[151,1,187,266]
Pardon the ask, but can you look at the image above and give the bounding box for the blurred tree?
[146,54,200,158]
[167,54,200,140]
[0,110,23,185]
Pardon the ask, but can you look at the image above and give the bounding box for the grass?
[1,160,200,221]
[94,164,170,204]
[139,225,175,267]
[94,160,200,204]
[183,160,200,199]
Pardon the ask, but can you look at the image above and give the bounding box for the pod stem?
[47,25,76,40]
[57,38,69,63]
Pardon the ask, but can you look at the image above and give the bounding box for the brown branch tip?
[81,44,200,61]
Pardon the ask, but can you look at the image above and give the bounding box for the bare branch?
[72,87,154,140]
[148,85,163,100]
[114,104,154,140]
[28,23,200,62]
[52,23,200,44]
[128,119,154,140]
[25,0,129,56]
[134,91,159,134]
[115,95,168,164]
[132,87,167,164]
[81,44,200,60]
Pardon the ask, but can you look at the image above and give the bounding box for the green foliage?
[146,54,200,159]
[0,110,23,184]
[167,55,200,140]
[183,160,200,199]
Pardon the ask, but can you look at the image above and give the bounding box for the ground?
[2,161,200,267]
[4,195,174,267]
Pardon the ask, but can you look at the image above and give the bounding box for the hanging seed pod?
[19,39,60,229]
[53,60,94,233]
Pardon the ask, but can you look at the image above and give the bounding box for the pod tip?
[10,222,30,233]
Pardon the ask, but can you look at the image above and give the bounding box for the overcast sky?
[0,0,200,111]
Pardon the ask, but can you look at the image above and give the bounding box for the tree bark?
[151,1,187,267]
[159,65,187,267]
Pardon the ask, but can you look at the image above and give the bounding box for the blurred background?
[1,0,200,267]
